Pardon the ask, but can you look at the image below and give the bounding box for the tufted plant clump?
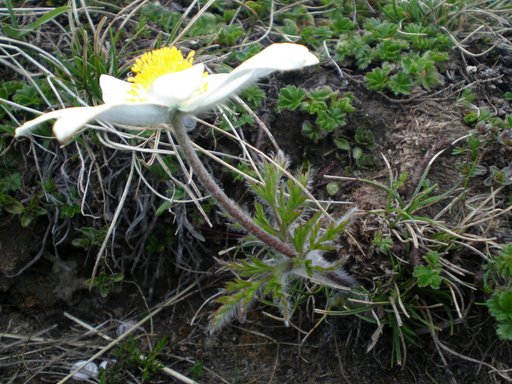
[209,153,358,333]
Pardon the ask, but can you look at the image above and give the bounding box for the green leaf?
[366,66,390,92]
[300,26,333,47]
[333,16,356,33]
[302,121,321,142]
[3,6,70,38]
[354,127,375,147]
[413,265,441,289]
[497,321,512,340]
[376,39,409,61]
[352,146,363,160]
[424,251,441,268]
[277,85,306,112]
[281,19,298,35]
[60,204,81,219]
[0,193,24,215]
[303,99,327,115]
[326,182,339,196]
[156,200,172,216]
[493,244,512,279]
[315,108,346,132]
[334,137,351,151]
[488,291,512,327]
[336,35,373,69]
[0,172,21,193]
[389,72,414,95]
[331,95,355,113]
[309,86,334,102]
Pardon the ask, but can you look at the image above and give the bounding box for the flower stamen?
[127,47,195,101]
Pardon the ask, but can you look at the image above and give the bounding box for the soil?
[1,50,512,384]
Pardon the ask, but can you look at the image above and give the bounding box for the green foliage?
[86,272,124,298]
[464,111,512,189]
[324,162,478,366]
[226,43,262,65]
[372,231,394,254]
[186,12,221,41]
[485,165,512,187]
[389,72,414,95]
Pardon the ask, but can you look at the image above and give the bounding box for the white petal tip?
[304,53,320,66]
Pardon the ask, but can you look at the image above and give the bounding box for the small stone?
[71,361,98,381]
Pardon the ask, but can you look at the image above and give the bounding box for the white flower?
[15,43,319,143]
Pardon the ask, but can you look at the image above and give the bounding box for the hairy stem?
[171,112,297,258]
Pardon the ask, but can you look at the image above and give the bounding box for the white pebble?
[71,360,98,381]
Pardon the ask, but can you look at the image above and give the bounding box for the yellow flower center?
[127,46,195,102]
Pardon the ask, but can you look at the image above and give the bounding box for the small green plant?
[277,85,377,167]
[72,226,108,249]
[413,251,442,289]
[100,335,167,383]
[86,272,124,298]
[209,153,357,333]
[487,291,512,340]
[277,85,355,141]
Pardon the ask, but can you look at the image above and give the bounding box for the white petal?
[97,104,170,125]
[15,109,68,138]
[179,71,258,113]
[100,75,132,104]
[180,43,318,113]
[234,43,319,73]
[149,64,205,106]
[53,103,170,143]
[16,103,170,143]
[52,105,120,143]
